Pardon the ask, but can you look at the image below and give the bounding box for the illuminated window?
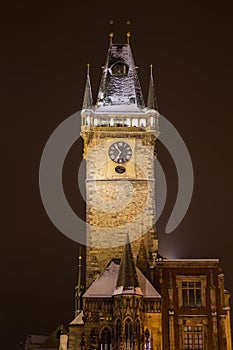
[183,325,204,349]
[182,281,202,308]
[125,318,133,350]
[144,329,150,350]
[132,118,138,127]
[112,62,129,75]
[100,328,111,350]
[176,276,206,309]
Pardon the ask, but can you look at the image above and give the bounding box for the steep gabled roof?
[83,260,161,299]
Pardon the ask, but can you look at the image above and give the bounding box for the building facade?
[24,33,232,350]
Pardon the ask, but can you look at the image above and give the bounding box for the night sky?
[2,1,233,348]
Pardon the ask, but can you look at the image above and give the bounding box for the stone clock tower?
[80,34,160,288]
[25,33,232,350]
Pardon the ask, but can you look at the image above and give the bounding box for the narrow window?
[116,319,121,348]
[136,320,140,350]
[144,328,150,350]
[125,319,133,350]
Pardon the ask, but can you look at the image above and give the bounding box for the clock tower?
[80,33,159,288]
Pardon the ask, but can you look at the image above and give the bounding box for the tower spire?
[116,231,139,290]
[75,246,83,316]
[147,64,158,111]
[82,63,93,110]
[109,31,114,45]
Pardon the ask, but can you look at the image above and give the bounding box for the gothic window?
[144,328,151,350]
[100,328,111,350]
[112,62,129,75]
[125,318,133,350]
[183,325,204,349]
[136,320,141,350]
[182,281,202,308]
[116,319,121,348]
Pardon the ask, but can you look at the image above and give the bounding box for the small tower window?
[111,62,129,75]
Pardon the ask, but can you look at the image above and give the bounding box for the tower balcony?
[80,109,159,135]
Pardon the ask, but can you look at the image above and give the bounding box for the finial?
[127,31,131,44]
[150,64,153,76]
[87,63,90,75]
[109,32,114,45]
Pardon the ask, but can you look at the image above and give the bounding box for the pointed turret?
[82,64,93,110]
[136,237,150,278]
[75,246,84,316]
[97,33,145,108]
[116,232,139,290]
[147,64,158,111]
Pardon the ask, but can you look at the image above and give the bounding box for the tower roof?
[116,233,140,290]
[97,42,145,108]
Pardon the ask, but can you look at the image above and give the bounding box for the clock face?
[108,141,132,163]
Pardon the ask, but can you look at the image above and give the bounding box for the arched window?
[116,319,121,348]
[144,329,151,350]
[100,328,111,350]
[125,318,133,350]
[112,62,129,75]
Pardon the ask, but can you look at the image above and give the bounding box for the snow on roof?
[96,104,143,113]
[29,334,49,344]
[136,268,161,298]
[83,261,161,299]
[69,311,84,325]
[83,261,119,298]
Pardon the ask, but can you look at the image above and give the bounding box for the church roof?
[83,260,161,299]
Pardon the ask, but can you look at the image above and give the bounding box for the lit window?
[112,62,129,75]
[132,118,138,127]
[183,325,204,349]
[182,281,202,308]
[144,329,150,350]
[176,276,206,309]
[139,119,146,127]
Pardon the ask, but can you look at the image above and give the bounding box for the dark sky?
[2,1,233,348]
